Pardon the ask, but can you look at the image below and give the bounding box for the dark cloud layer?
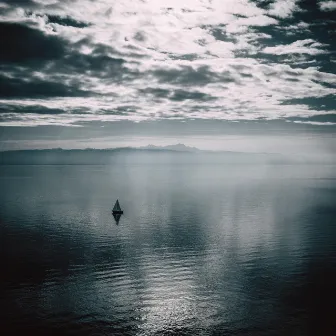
[46,15,90,28]
[0,104,64,115]
[0,74,89,98]
[0,0,35,5]
[283,95,336,111]
[0,22,65,64]
[152,65,230,85]
[60,53,126,78]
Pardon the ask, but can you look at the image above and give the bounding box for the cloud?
[268,0,301,18]
[281,21,310,35]
[1,60,334,123]
[262,39,328,55]
[0,0,335,126]
[318,1,336,11]
[226,14,278,33]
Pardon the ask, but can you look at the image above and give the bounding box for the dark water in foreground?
[0,161,335,335]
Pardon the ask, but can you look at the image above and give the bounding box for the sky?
[0,0,335,152]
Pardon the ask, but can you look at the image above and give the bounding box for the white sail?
[113,200,121,212]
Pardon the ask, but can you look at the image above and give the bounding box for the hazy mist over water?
[1,152,335,335]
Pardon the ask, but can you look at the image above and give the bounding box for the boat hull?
[112,211,123,214]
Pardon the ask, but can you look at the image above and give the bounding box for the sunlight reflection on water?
[0,163,335,335]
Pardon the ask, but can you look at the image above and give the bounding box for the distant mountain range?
[0,144,323,165]
[139,143,201,152]
[0,144,204,154]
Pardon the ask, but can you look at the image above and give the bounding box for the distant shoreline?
[0,146,332,165]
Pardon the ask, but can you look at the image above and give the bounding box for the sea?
[0,155,335,335]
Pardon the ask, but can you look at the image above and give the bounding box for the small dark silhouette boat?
[112,199,123,214]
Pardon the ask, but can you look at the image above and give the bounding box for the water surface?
[1,159,335,335]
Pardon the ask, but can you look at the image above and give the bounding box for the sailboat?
[112,199,123,214]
